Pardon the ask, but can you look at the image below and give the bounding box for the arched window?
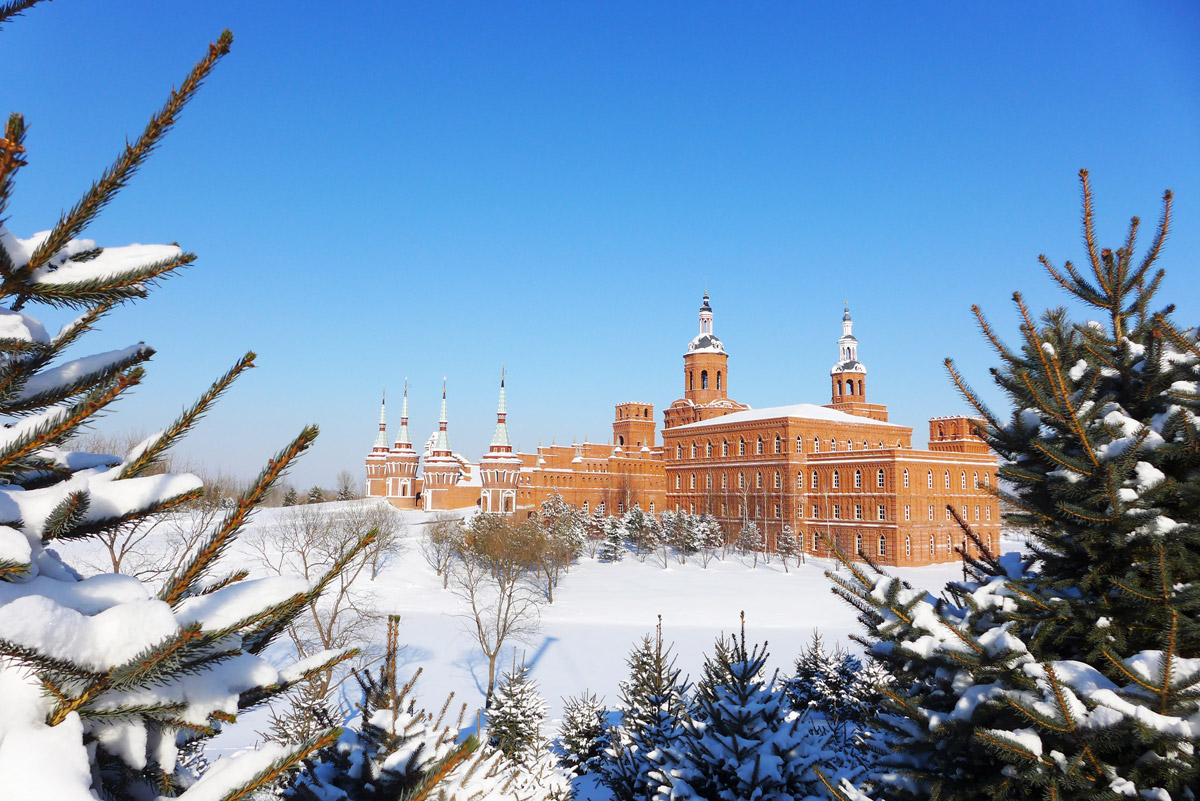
[738,472,745,489]
[691,443,697,458]
[973,471,978,488]
[961,471,967,489]
[774,435,782,453]
[690,474,696,489]
[676,444,682,459]
[812,532,819,550]
[582,501,589,513]
[756,471,763,489]
[877,468,885,488]
[701,370,708,389]
[716,371,722,390]
[774,471,781,489]
[830,439,837,451]
[706,473,712,489]
[855,532,863,555]
[675,475,681,489]
[929,535,934,555]
[984,472,990,488]
[937,424,945,440]
[832,471,841,489]
[721,473,728,489]
[858,380,864,395]
[944,471,951,489]
[739,438,746,456]
[854,469,862,488]
[879,534,887,556]
[946,534,952,553]
[835,381,842,397]
[796,435,803,453]
[689,371,694,390]
[905,535,912,558]
[927,470,933,489]
[706,441,712,457]
[813,437,820,453]
[811,470,818,488]
[903,468,909,488]
[756,438,764,455]
[797,471,804,489]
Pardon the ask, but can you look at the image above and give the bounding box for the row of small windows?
[674,436,907,459]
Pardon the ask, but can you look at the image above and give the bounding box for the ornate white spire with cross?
[431,379,451,456]
[489,368,512,451]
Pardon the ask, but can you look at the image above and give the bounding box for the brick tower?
[826,306,889,422]
[664,292,748,428]
[480,371,522,513]
[385,381,420,503]
[421,381,462,510]
[613,402,655,449]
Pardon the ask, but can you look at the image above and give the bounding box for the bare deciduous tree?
[249,502,401,696]
[421,513,464,589]
[449,514,544,705]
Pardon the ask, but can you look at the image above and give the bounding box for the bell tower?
[825,305,889,421]
[613,402,655,450]
[683,292,729,405]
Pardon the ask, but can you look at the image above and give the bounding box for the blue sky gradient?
[5,1,1199,487]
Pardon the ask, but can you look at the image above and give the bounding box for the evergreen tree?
[824,173,1200,800]
[600,620,691,801]
[283,485,299,506]
[487,663,548,767]
[599,515,626,562]
[777,523,798,571]
[307,485,325,504]
[652,615,847,800]
[0,14,371,799]
[622,504,659,558]
[288,617,559,800]
[558,691,609,776]
[336,485,354,502]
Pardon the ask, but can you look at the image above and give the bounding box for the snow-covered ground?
[52,500,1015,760]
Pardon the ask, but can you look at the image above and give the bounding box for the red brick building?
[364,294,1000,565]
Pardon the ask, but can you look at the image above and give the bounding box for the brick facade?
[363,295,1001,566]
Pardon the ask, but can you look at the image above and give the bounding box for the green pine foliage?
[487,663,549,767]
[599,618,692,801]
[651,615,854,801]
[557,690,609,776]
[823,172,1200,801]
[282,486,299,507]
[0,10,376,799]
[307,486,326,504]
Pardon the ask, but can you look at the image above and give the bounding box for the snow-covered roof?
[670,403,904,430]
[831,359,866,374]
[687,332,725,354]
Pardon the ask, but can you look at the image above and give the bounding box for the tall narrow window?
[927,470,933,489]
[716,371,722,390]
[877,468,885,488]
[832,471,840,489]
[796,435,803,453]
[856,532,863,555]
[774,435,782,453]
[701,370,708,389]
[879,534,886,556]
[813,437,819,453]
[756,471,763,489]
[756,438,763,455]
[774,471,781,489]
[706,441,712,457]
[722,440,729,456]
[739,439,746,456]
[905,536,912,557]
[854,469,862,488]
[961,472,967,489]
[944,471,950,489]
[811,470,818,488]
[903,468,909,488]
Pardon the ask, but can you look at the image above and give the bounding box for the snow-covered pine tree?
[599,515,625,562]
[823,172,1200,801]
[0,15,374,800]
[736,519,762,560]
[288,617,560,801]
[783,630,835,714]
[336,486,353,502]
[282,486,299,507]
[622,504,658,559]
[536,491,585,562]
[652,614,847,801]
[487,662,548,767]
[695,514,724,567]
[558,691,609,776]
[307,485,325,504]
[600,619,691,801]
[777,523,798,571]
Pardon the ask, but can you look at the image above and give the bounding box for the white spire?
[489,369,512,450]
[431,380,450,455]
[832,304,865,374]
[394,379,412,449]
[699,291,713,334]
[373,392,388,450]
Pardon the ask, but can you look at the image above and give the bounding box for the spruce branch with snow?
[820,172,1200,801]
[0,17,377,800]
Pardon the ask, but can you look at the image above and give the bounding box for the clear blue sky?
[6,1,1199,488]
